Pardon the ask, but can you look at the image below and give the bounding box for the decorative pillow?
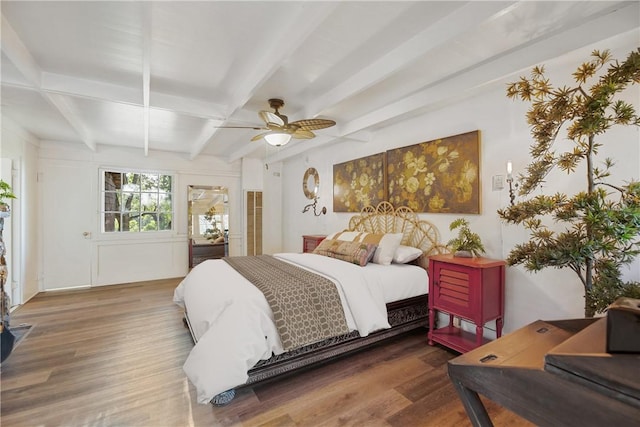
[326,231,368,241]
[393,245,423,264]
[312,239,378,267]
[326,231,403,265]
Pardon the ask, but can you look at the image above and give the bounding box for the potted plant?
[203,206,222,242]
[497,48,640,317]
[0,179,15,362]
[447,218,485,258]
[0,180,16,217]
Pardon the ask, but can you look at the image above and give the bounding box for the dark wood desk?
[189,240,227,267]
[448,318,640,427]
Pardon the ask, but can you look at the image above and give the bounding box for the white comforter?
[173,252,425,403]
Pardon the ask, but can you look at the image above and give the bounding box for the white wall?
[262,161,283,255]
[278,31,640,333]
[38,141,242,288]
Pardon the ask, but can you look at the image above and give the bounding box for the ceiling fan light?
[264,132,291,146]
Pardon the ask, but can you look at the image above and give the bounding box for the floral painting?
[387,131,480,213]
[333,153,386,212]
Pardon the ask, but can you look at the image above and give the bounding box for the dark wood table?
[448,317,640,427]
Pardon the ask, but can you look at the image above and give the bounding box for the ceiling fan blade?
[214,125,266,130]
[251,132,271,142]
[266,123,286,131]
[253,99,335,143]
[290,118,336,131]
[259,110,285,127]
[292,129,315,139]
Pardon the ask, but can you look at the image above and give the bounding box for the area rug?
[9,323,32,349]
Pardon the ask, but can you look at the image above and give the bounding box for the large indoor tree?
[498,48,640,317]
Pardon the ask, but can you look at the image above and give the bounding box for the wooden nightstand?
[428,254,505,353]
[302,235,326,253]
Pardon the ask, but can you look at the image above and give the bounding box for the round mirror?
[303,167,320,200]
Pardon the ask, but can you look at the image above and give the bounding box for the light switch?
[492,175,505,191]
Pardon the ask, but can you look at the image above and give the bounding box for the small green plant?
[0,180,16,205]
[447,218,485,257]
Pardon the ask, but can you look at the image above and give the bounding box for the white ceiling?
[1,1,638,163]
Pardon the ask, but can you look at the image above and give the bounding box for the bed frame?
[186,202,448,405]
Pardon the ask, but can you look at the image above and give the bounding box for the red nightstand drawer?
[433,263,473,318]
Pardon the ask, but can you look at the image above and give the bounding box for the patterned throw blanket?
[224,255,349,351]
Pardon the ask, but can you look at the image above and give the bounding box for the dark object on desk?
[607,297,640,353]
[448,318,640,427]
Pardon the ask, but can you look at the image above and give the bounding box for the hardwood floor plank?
[256,414,297,427]
[0,369,52,391]
[315,389,410,427]
[279,359,426,426]
[1,278,532,427]
[388,372,463,427]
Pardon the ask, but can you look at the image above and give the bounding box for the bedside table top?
[429,253,505,268]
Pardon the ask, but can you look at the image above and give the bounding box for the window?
[102,170,173,232]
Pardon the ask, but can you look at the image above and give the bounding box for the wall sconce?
[506,160,518,206]
[302,198,327,216]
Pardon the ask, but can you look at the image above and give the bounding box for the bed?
[174,202,448,405]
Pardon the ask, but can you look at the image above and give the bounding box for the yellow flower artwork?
[386,131,480,213]
[333,153,387,212]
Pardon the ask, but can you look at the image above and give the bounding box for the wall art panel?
[386,130,480,213]
[333,152,386,212]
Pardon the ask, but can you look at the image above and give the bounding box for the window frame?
[100,168,175,234]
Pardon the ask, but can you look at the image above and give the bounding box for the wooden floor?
[0,278,533,427]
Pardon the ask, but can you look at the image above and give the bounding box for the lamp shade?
[264,132,291,146]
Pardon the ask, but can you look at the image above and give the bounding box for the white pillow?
[393,245,423,264]
[326,231,403,265]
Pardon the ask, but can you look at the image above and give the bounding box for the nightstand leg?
[476,325,483,347]
[428,307,435,345]
[496,317,503,338]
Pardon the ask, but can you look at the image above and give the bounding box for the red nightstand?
[428,254,505,353]
[302,235,326,253]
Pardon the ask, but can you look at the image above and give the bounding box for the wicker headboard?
[347,202,449,269]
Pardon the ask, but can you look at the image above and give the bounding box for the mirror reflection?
[188,185,229,267]
[303,167,320,200]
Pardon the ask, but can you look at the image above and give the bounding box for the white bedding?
[173,252,427,403]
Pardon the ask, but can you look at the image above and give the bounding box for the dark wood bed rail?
[243,294,429,386]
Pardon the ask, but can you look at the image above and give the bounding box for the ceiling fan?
[250,99,336,146]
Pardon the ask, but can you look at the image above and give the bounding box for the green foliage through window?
[102,170,173,232]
